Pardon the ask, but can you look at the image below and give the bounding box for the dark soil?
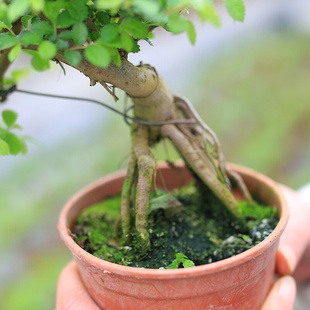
[71,184,278,269]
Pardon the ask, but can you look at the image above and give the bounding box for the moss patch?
[72,184,278,269]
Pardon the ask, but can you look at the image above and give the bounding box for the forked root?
[174,95,253,206]
[121,123,154,252]
[120,95,253,253]
[161,124,243,221]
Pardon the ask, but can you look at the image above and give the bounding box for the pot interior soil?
[71,183,278,269]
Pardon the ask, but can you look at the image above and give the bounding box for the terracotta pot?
[58,162,289,310]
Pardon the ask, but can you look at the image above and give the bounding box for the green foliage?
[0,0,245,72]
[166,253,195,269]
[223,0,245,22]
[0,110,28,155]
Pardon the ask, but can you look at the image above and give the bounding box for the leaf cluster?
[0,110,28,155]
[166,252,195,269]
[0,0,245,71]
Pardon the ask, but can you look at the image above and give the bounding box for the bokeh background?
[1,0,310,309]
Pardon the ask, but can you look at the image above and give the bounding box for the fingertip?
[278,275,296,303]
[261,276,296,310]
[276,245,296,275]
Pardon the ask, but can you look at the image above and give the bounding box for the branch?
[0,50,10,83]
[0,19,23,88]
[56,53,159,99]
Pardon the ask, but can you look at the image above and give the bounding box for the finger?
[56,261,101,310]
[261,276,296,310]
[293,260,310,282]
[293,246,310,282]
[276,185,310,275]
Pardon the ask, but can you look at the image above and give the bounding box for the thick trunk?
[56,53,246,251]
[57,55,159,99]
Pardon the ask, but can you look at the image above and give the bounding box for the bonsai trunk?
[97,62,250,251]
[2,48,252,251]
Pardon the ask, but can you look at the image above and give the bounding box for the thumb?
[261,276,296,310]
[276,185,310,275]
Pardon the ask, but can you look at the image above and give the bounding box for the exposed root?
[226,169,254,205]
[120,93,253,252]
[161,124,242,220]
[121,151,137,243]
[174,95,253,206]
[174,95,229,186]
[121,123,154,252]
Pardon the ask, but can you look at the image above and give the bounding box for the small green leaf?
[19,30,43,46]
[84,45,111,68]
[187,20,196,45]
[100,24,119,43]
[31,0,44,13]
[67,0,89,21]
[96,0,123,10]
[8,43,22,62]
[38,41,57,59]
[166,260,178,269]
[19,139,28,154]
[31,20,54,36]
[0,21,6,32]
[133,0,161,21]
[2,110,18,127]
[63,49,82,66]
[21,15,32,28]
[55,39,69,50]
[0,139,10,156]
[0,33,18,50]
[72,22,88,46]
[11,68,31,82]
[96,11,110,25]
[7,0,31,22]
[58,30,73,40]
[182,258,195,268]
[4,132,22,155]
[89,31,100,42]
[120,32,134,52]
[44,1,65,24]
[120,17,148,39]
[196,2,221,26]
[31,53,50,71]
[57,10,76,28]
[166,253,195,269]
[224,0,245,22]
[108,47,121,67]
[11,123,23,130]
[175,253,186,264]
[0,3,8,20]
[167,13,188,34]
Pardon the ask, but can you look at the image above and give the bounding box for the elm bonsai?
[0,0,254,254]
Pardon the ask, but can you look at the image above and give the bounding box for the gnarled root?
[161,123,242,220]
[121,94,253,252]
[174,95,253,206]
[121,123,154,253]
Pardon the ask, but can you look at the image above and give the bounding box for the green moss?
[72,184,278,269]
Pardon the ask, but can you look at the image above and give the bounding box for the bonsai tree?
[0,0,253,253]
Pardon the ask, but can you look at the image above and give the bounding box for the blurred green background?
[1,3,310,309]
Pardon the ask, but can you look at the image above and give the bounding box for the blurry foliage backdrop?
[1,18,310,310]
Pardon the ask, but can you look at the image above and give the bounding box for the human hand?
[262,184,310,310]
[56,261,101,310]
[276,185,310,281]
[261,275,296,310]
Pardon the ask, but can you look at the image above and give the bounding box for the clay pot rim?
[58,162,289,279]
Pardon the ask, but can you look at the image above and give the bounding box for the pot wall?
[58,162,289,310]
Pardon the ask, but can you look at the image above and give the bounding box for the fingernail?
[278,276,296,302]
[277,245,296,274]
